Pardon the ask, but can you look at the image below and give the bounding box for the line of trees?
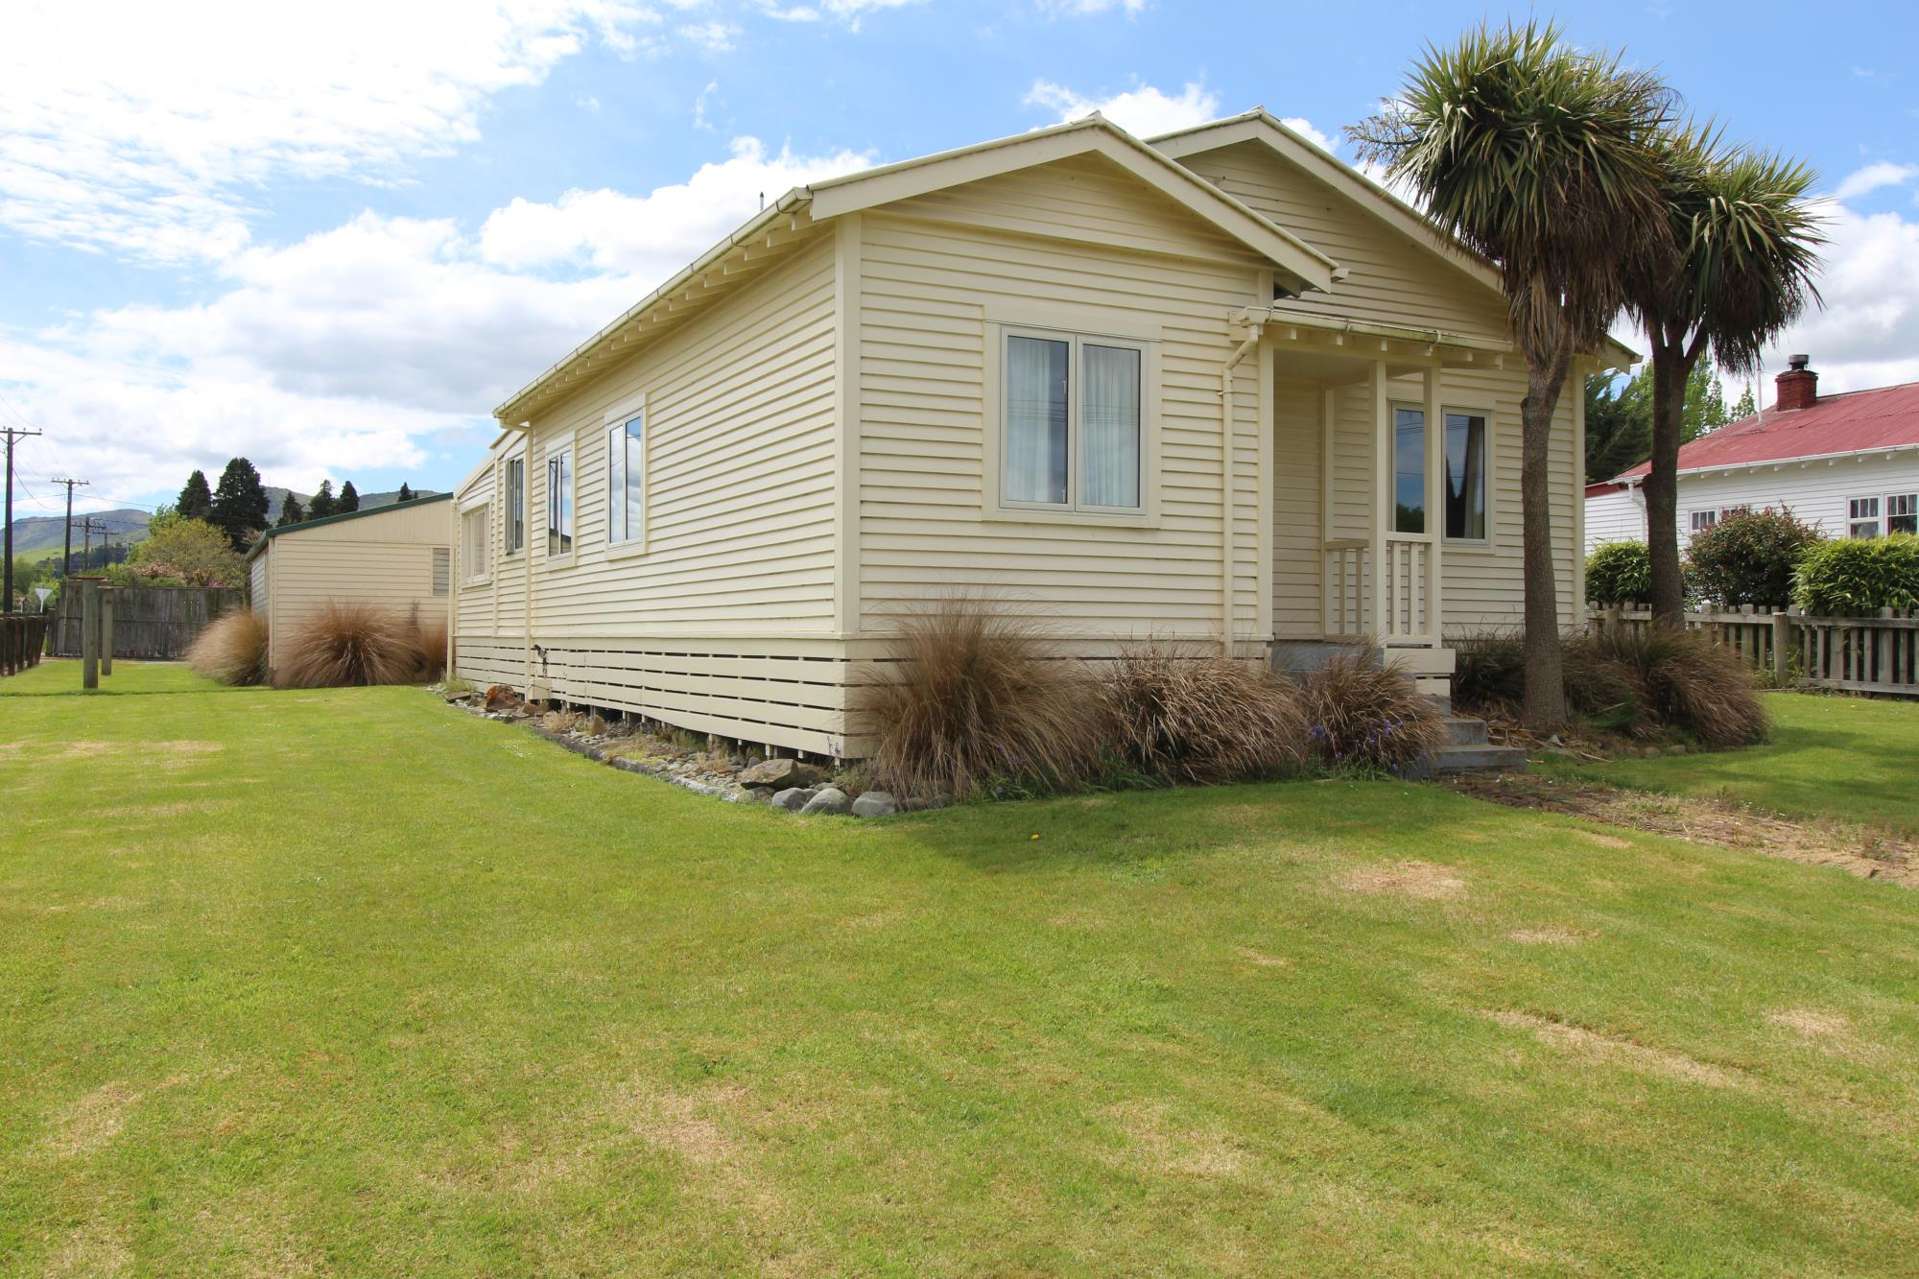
[177,464,423,544]
[1351,21,1821,728]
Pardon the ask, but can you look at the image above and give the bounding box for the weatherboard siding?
[256,499,451,672]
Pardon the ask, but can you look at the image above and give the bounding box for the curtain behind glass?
[1444,413,1486,539]
[1006,335,1068,504]
[1081,344,1140,508]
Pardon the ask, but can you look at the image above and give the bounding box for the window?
[546,446,573,558]
[461,505,488,581]
[1392,407,1425,534]
[1849,496,1881,539]
[431,547,450,597]
[504,457,525,555]
[1002,330,1144,512]
[1888,493,1917,536]
[607,413,645,545]
[1444,412,1488,540]
[1690,510,1718,534]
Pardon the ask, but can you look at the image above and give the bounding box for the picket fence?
[1591,605,1919,697]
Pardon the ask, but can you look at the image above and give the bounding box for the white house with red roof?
[1586,355,1919,553]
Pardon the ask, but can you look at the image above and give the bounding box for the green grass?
[1539,691,1919,835]
[5,662,1919,1276]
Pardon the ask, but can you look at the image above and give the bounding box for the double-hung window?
[503,457,526,555]
[1849,496,1881,539]
[1690,510,1718,534]
[1001,329,1146,513]
[461,504,489,581]
[546,446,574,558]
[607,411,645,546]
[1887,493,1917,535]
[1391,406,1489,540]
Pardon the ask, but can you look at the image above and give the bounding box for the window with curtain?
[1393,407,1425,534]
[547,446,573,558]
[1002,329,1144,512]
[461,505,489,580]
[1443,412,1487,540]
[504,457,525,554]
[1850,496,1881,539]
[607,414,645,544]
[1887,493,1917,535]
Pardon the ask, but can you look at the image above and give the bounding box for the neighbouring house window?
[1888,493,1917,535]
[432,547,450,597]
[547,446,573,558]
[462,505,489,580]
[1690,510,1718,534]
[504,458,525,555]
[1849,496,1881,539]
[1002,330,1144,511]
[607,413,645,544]
[1444,412,1487,541]
[1393,407,1425,534]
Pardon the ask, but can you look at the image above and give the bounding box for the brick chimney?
[1775,354,1818,412]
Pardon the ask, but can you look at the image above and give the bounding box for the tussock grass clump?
[185,609,269,686]
[407,610,448,684]
[857,598,1109,801]
[1297,653,1445,772]
[276,603,424,689]
[1573,627,1769,747]
[1452,632,1526,708]
[1106,645,1307,784]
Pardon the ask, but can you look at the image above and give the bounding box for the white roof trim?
[809,115,1337,293]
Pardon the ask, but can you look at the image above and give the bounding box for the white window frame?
[981,319,1161,527]
[1689,509,1718,534]
[1388,400,1497,549]
[1849,495,1881,539]
[545,441,576,565]
[459,499,490,585]
[502,451,527,558]
[603,390,649,559]
[1886,492,1917,536]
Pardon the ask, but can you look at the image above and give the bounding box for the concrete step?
[1427,743,1528,775]
[1442,716,1489,745]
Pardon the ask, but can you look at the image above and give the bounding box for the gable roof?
[806,115,1337,292]
[494,115,1344,424]
[245,492,451,561]
[1615,380,1919,481]
[1149,109,1638,370]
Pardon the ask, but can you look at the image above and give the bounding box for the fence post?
[1771,612,1791,685]
[81,581,99,689]
[98,587,115,677]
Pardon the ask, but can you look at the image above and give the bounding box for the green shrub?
[855,597,1109,801]
[1296,654,1445,773]
[1105,645,1307,785]
[1685,507,1822,608]
[1792,534,1919,616]
[1586,541,1654,605]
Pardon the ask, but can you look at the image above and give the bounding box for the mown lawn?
[1540,691,1919,835]
[4,662,1919,1276]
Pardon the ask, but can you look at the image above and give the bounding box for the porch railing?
[1323,539,1367,638]
[1380,535,1431,644]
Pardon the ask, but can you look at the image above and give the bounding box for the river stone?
[799,787,851,816]
[740,757,825,789]
[850,791,899,818]
[772,787,818,811]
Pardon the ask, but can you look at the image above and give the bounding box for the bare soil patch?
[1339,860,1467,900]
[1448,773,1917,887]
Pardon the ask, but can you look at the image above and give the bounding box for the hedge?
[1792,534,1919,615]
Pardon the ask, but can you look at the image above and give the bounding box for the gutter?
[1219,314,1265,656]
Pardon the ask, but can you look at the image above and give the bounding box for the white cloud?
[678,19,741,51]
[1277,116,1335,154]
[1831,162,1919,203]
[1024,79,1220,138]
[3,136,873,499]
[693,80,722,131]
[0,0,673,264]
[1758,197,1919,394]
[752,0,925,25]
[1035,0,1148,14]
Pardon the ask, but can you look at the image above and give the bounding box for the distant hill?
[6,487,440,564]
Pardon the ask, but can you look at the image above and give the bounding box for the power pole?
[3,425,44,614]
[80,514,103,574]
[50,477,88,579]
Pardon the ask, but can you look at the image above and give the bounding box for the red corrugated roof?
[1614,379,1919,481]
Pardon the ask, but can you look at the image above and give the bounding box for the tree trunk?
[1520,349,1570,730]
[1644,337,1695,628]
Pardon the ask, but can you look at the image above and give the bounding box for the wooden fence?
[1591,606,1919,696]
[49,585,246,660]
[1,615,50,676]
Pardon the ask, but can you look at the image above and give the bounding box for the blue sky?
[2,0,1915,518]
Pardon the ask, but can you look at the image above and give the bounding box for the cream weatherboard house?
[449,111,1626,757]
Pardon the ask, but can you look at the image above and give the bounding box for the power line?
[49,477,89,579]
[4,425,45,614]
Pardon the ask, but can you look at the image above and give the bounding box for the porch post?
[1370,359,1390,642]
[1423,365,1444,647]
